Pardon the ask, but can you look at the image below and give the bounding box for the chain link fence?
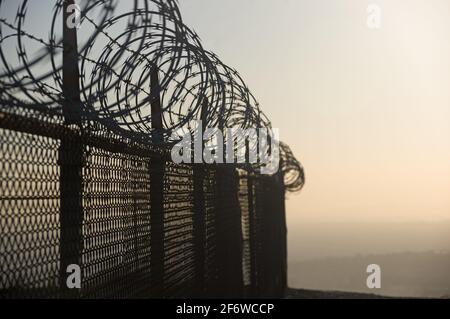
[0,0,304,298]
[0,109,288,298]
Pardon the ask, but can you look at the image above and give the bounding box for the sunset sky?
[2,0,449,297]
[180,0,450,225]
[4,0,448,224]
[2,0,449,258]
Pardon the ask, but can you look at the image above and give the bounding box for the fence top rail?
[0,109,288,183]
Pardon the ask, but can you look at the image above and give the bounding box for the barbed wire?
[280,142,305,192]
[0,0,304,190]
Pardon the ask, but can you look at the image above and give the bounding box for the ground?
[286,288,391,299]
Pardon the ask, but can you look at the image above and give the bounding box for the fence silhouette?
[0,0,305,298]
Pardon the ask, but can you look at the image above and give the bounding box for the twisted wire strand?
[0,0,305,190]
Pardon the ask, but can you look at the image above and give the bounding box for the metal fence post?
[214,165,244,297]
[277,159,287,296]
[192,98,208,296]
[247,174,257,297]
[149,64,165,297]
[59,0,83,298]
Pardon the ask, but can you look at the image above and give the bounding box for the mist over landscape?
[288,220,450,298]
[180,0,450,299]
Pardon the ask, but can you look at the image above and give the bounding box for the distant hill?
[288,220,450,261]
[289,251,450,298]
[286,288,392,299]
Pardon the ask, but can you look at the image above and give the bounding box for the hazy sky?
[180,0,450,226]
[4,0,448,225]
[2,0,448,259]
